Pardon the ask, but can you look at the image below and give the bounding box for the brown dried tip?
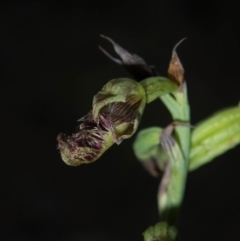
[142,158,163,178]
[160,121,192,158]
[99,34,158,81]
[167,38,186,85]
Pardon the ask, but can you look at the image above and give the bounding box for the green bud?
[190,105,240,171]
[133,127,163,161]
[57,78,146,166]
[133,127,168,177]
[143,222,177,241]
[133,123,189,174]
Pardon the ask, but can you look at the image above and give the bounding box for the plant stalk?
[158,83,191,226]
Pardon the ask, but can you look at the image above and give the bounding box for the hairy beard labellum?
[57,78,146,166]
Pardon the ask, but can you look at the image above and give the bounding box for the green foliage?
[143,222,177,241]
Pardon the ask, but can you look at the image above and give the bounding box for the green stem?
[158,83,191,225]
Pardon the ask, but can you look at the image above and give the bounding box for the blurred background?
[1,0,240,240]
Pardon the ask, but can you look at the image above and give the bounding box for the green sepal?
[140,77,179,104]
[143,222,177,241]
[93,78,146,123]
[189,105,240,171]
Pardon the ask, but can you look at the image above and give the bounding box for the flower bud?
[133,127,168,177]
[143,222,177,241]
[190,105,240,171]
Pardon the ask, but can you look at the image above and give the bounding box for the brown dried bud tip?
[167,38,186,85]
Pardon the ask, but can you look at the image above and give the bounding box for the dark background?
[1,0,240,240]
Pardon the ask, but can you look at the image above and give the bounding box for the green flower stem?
[158,141,186,225]
[171,83,191,159]
[159,94,182,119]
[158,83,191,225]
[140,77,179,104]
